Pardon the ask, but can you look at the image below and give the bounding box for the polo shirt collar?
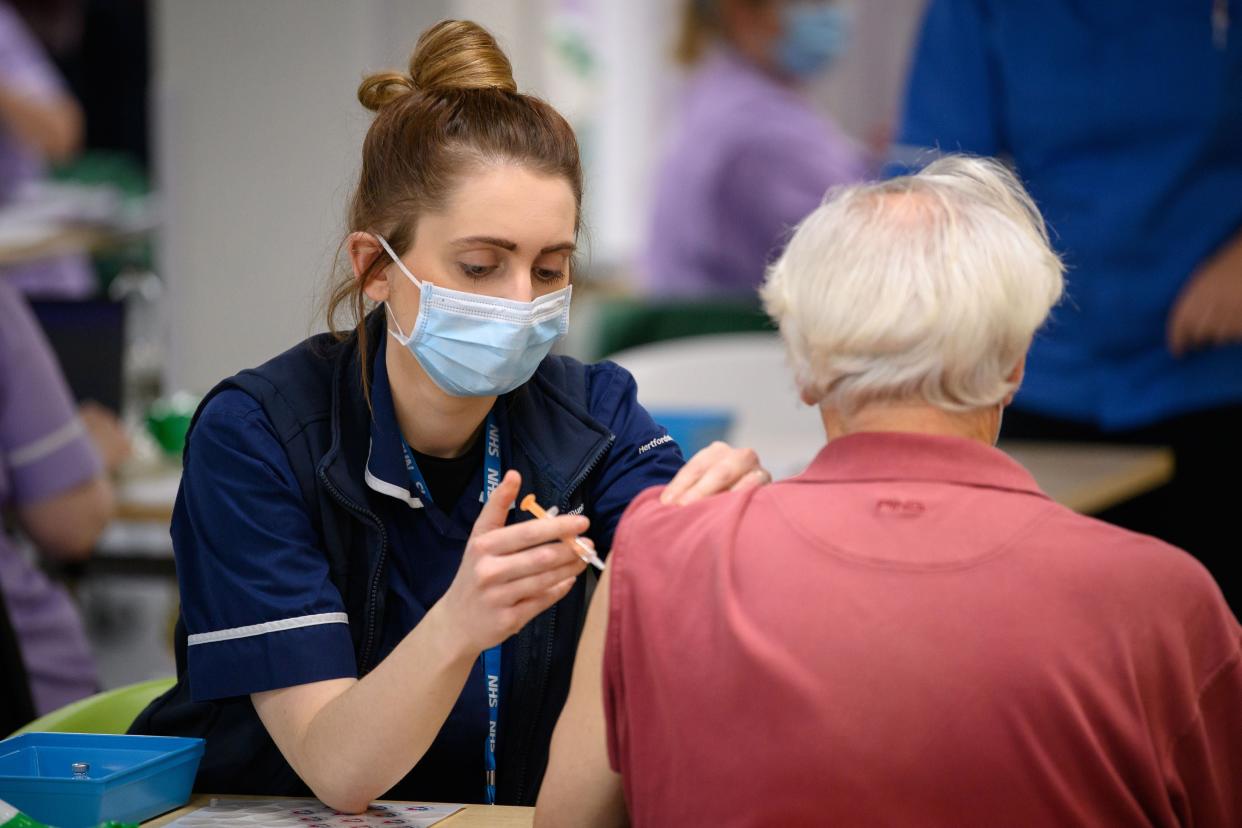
[800,431,1048,501]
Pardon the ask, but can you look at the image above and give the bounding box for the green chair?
[8,677,175,738]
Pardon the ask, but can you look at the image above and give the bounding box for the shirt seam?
[1159,635,1242,768]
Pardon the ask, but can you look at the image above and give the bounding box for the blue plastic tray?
[0,732,204,828]
[648,408,734,458]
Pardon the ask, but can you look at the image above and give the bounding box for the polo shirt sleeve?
[601,487,665,775]
[1164,609,1242,825]
[583,362,684,557]
[0,279,102,504]
[174,389,356,702]
[892,0,1005,173]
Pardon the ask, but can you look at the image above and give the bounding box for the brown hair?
[676,0,717,65]
[326,19,583,397]
[675,0,770,66]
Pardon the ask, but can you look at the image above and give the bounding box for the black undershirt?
[409,434,484,512]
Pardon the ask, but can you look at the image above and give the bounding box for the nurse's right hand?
[438,469,588,656]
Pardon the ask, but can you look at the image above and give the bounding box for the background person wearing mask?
[895,0,1242,611]
[644,0,867,297]
[0,276,125,716]
[537,157,1241,828]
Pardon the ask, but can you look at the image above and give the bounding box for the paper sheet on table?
[163,798,464,827]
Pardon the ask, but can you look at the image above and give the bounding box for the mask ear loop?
[374,233,423,343]
[374,234,424,288]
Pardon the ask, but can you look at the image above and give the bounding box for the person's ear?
[347,231,391,304]
[1002,356,1026,406]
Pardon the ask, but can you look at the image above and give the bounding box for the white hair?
[760,155,1065,414]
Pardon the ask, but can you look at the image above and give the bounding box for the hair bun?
[408,20,517,93]
[357,71,416,112]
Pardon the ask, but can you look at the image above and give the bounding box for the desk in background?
[1002,441,1173,516]
[0,225,119,267]
[106,441,1174,547]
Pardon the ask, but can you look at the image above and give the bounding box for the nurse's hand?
[660,441,770,506]
[438,470,587,656]
[1168,230,1242,357]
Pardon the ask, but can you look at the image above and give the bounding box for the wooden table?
[1003,441,1174,515]
[114,467,183,524]
[144,795,533,827]
[0,224,145,267]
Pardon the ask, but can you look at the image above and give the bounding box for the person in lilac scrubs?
[645,0,867,297]
[0,277,123,714]
[0,0,93,299]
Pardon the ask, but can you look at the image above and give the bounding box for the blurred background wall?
[154,0,926,393]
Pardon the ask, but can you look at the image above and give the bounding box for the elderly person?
[535,157,1241,827]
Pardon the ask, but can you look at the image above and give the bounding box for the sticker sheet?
[164,799,464,827]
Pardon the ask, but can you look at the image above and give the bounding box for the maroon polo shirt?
[604,432,1241,827]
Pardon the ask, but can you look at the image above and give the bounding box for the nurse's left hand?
[660,441,770,506]
[1168,231,1242,357]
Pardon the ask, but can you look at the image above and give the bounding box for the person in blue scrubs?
[895,0,1242,610]
[131,21,768,812]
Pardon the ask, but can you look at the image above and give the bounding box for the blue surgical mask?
[376,235,572,397]
[774,3,851,79]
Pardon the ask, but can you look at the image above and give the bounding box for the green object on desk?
[2,799,137,828]
[8,678,175,739]
[145,393,200,457]
[591,297,775,360]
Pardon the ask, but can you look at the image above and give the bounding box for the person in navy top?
[131,21,767,812]
[895,0,1242,609]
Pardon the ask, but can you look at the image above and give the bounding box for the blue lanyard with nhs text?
[400,411,503,804]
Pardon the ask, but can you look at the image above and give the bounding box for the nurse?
[131,20,766,812]
[645,0,868,296]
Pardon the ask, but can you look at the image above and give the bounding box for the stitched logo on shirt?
[876,499,926,518]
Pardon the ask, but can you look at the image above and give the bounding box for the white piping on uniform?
[8,419,84,467]
[362,438,424,509]
[187,612,350,646]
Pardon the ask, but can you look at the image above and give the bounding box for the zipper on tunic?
[318,467,390,672]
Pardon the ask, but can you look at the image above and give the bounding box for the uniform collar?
[363,336,425,509]
[321,310,614,515]
[799,431,1048,501]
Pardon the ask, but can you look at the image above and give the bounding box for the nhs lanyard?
[400,411,503,805]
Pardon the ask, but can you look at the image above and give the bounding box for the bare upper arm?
[17,475,114,559]
[536,567,627,828]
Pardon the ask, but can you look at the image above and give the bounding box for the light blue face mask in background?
[376,235,572,397]
[774,2,852,79]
